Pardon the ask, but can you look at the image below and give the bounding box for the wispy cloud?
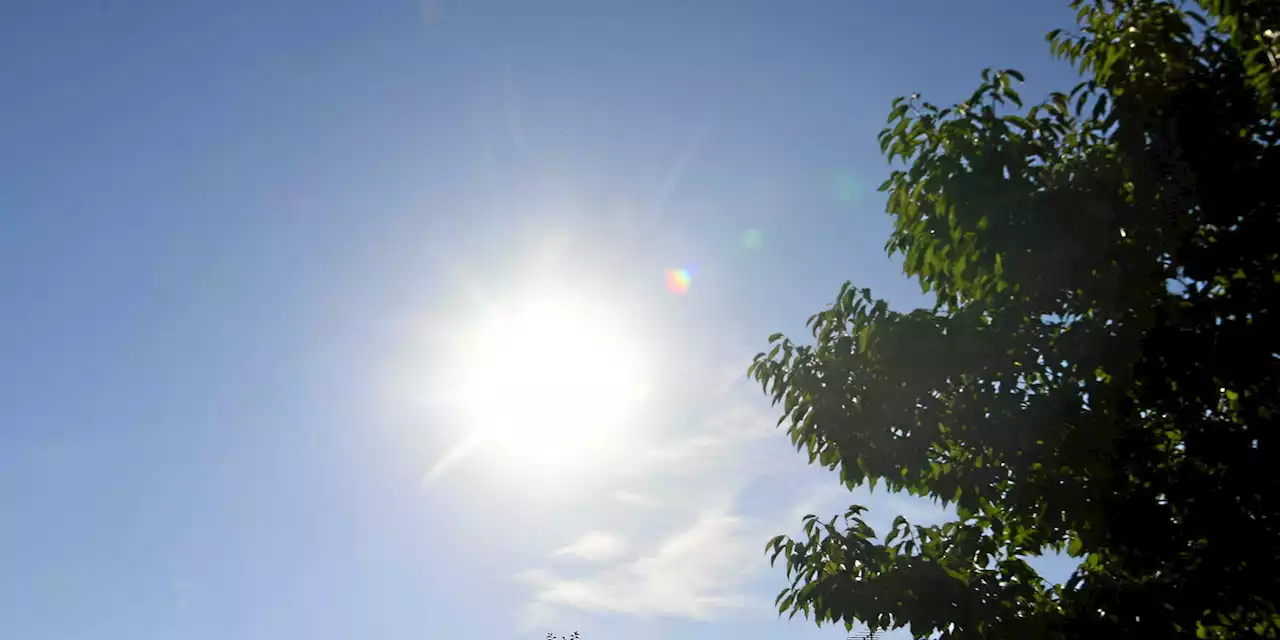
[611,490,661,508]
[523,510,764,620]
[516,372,783,626]
[553,532,628,563]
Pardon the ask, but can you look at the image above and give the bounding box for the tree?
[749,1,1279,638]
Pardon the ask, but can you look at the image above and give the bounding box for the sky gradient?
[3,2,1083,639]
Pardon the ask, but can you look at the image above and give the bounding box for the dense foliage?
[750,1,1278,638]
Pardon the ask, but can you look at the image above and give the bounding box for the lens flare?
[664,268,692,295]
[833,169,866,205]
[740,228,763,250]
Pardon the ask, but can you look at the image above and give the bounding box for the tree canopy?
[750,1,1278,638]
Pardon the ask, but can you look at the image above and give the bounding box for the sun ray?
[421,432,488,488]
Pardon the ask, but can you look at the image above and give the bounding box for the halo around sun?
[438,290,651,481]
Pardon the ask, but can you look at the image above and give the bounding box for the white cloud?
[611,490,660,508]
[516,367,784,626]
[523,510,765,620]
[553,531,627,563]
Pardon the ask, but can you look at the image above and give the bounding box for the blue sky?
[3,2,1082,639]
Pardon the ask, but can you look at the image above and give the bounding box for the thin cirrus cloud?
[611,490,661,508]
[517,369,797,626]
[553,531,628,563]
[521,510,764,622]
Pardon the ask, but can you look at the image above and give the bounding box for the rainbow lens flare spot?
[664,268,692,295]
[833,170,866,205]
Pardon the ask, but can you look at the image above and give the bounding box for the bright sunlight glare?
[451,294,649,473]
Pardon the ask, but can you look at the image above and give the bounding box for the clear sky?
[3,2,1082,639]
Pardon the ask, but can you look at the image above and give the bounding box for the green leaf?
[765,534,786,553]
[752,0,1280,635]
[777,592,796,615]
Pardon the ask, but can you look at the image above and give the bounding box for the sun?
[451,294,648,470]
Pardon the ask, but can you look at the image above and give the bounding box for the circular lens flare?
[833,169,866,205]
[664,268,692,295]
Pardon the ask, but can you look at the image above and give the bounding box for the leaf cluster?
[751,1,1280,638]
